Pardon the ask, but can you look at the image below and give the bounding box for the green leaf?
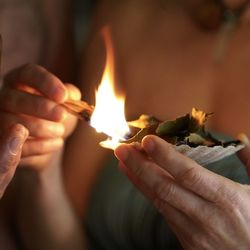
[156,114,191,138]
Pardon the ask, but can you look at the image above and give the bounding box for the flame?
[90,27,130,149]
[191,108,207,126]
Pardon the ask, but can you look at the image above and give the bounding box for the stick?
[61,99,94,121]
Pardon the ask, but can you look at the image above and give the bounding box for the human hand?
[115,135,250,249]
[0,64,81,170]
[0,124,28,198]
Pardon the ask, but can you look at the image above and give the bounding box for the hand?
[0,64,81,170]
[115,135,250,250]
[0,124,28,198]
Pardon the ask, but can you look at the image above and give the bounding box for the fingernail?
[14,124,28,137]
[142,136,155,153]
[238,133,250,145]
[114,145,129,162]
[68,90,81,101]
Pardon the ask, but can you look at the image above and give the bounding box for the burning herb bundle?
[125,108,241,148]
[62,101,244,165]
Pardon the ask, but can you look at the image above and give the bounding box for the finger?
[19,153,59,170]
[0,124,28,197]
[21,138,64,157]
[0,112,65,138]
[237,133,250,175]
[65,83,81,101]
[4,64,67,103]
[153,199,203,249]
[119,161,201,247]
[0,88,66,122]
[141,135,238,204]
[115,144,210,222]
[118,161,155,200]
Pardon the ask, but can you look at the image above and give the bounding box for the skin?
[0,0,249,249]
[0,64,86,249]
[0,124,28,198]
[65,0,250,215]
[0,64,75,169]
[114,135,250,249]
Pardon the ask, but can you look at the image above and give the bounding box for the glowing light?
[90,27,130,149]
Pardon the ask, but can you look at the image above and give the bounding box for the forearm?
[16,151,87,250]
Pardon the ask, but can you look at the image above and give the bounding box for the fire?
[191,108,207,126]
[90,28,130,149]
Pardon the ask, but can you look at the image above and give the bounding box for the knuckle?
[23,64,50,84]
[226,189,243,211]
[35,121,46,134]
[23,63,44,76]
[37,69,52,84]
[178,167,202,186]
[132,161,145,179]
[155,181,175,201]
[160,144,175,162]
[132,159,154,181]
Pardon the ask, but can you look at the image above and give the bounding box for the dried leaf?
[122,108,241,148]
[128,115,160,129]
[122,124,159,144]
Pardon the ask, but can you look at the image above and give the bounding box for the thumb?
[0,124,28,198]
[64,83,81,101]
[237,133,250,176]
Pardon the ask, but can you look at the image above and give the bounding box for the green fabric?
[86,137,249,250]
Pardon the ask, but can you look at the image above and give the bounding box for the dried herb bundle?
[62,100,241,148]
[124,108,241,148]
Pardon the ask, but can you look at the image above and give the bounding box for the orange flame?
[90,27,130,149]
[191,108,207,126]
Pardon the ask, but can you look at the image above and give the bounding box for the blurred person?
[0,0,250,249]
[65,0,250,249]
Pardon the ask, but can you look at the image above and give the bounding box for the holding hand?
[0,64,81,170]
[0,124,28,198]
[115,135,250,249]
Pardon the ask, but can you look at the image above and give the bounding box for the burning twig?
[62,99,94,121]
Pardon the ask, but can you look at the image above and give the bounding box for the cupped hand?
[115,135,250,250]
[0,124,28,198]
[0,64,81,170]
